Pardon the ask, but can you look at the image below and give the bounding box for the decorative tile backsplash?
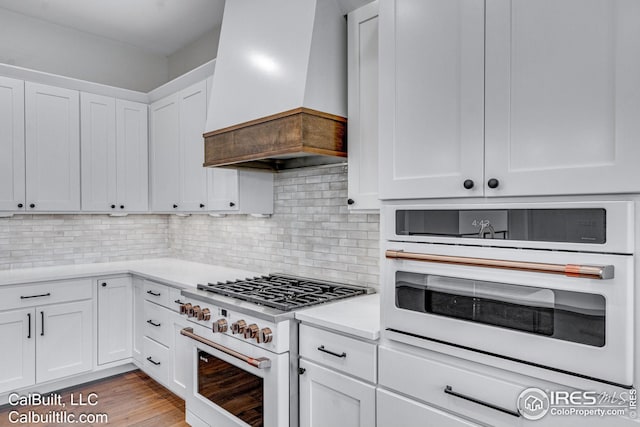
[0,165,380,288]
[169,165,380,288]
[0,215,169,270]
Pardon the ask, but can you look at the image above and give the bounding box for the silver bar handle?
[444,385,521,418]
[180,327,271,369]
[386,250,614,280]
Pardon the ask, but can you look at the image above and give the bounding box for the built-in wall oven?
[382,201,635,388]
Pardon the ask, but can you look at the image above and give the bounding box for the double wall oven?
[382,201,635,388]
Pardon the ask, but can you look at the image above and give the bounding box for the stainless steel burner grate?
[196,274,368,311]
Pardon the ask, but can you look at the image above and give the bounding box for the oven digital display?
[197,350,264,427]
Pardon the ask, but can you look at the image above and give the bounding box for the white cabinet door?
[150,93,181,212]
[299,359,375,427]
[36,300,92,383]
[347,1,380,211]
[116,99,148,212]
[0,76,25,212]
[97,277,132,365]
[170,312,191,399]
[484,0,640,197]
[178,80,208,212]
[25,82,80,211]
[207,168,240,212]
[378,0,485,200]
[81,92,117,212]
[377,388,480,427]
[0,308,35,393]
[132,277,144,361]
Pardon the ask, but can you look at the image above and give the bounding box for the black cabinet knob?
[120,205,124,209]
[101,283,107,287]
[463,179,474,190]
[17,203,23,208]
[229,202,236,207]
[29,203,35,209]
[173,204,178,209]
[200,203,205,208]
[347,198,355,205]
[487,178,500,189]
[111,204,116,209]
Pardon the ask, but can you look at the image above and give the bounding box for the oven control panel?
[178,299,288,353]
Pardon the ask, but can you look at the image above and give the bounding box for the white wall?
[0,8,169,92]
[167,26,220,80]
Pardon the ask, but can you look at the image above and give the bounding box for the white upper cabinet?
[484,0,640,197]
[347,1,380,212]
[150,93,181,211]
[81,94,148,212]
[0,76,25,211]
[207,168,274,214]
[379,0,640,199]
[379,0,485,200]
[150,80,209,212]
[25,82,80,211]
[178,80,208,211]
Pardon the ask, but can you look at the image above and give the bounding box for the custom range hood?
[203,0,347,170]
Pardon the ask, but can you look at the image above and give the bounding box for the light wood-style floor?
[0,370,189,427]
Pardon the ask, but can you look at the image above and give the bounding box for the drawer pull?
[147,320,161,327]
[444,385,520,418]
[317,345,347,358]
[146,357,161,366]
[174,299,184,304]
[20,292,51,300]
[147,290,161,297]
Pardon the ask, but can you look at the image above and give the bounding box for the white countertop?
[0,258,263,289]
[295,293,380,341]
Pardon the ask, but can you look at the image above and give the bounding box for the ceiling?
[0,0,225,56]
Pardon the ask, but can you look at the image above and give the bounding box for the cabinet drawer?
[377,388,480,427]
[143,336,169,385]
[379,346,534,426]
[168,287,185,313]
[299,324,376,383]
[143,300,171,346]
[0,279,92,311]
[143,280,170,307]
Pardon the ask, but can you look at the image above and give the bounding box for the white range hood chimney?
[203,0,348,170]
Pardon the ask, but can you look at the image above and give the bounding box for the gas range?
[179,273,373,427]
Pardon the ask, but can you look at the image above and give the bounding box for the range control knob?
[244,324,259,339]
[231,320,246,335]
[213,319,228,333]
[259,327,273,343]
[180,303,192,315]
[189,305,201,318]
[198,308,211,321]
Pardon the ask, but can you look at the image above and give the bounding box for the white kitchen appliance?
[177,274,371,427]
[381,201,635,388]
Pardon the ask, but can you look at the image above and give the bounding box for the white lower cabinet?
[377,388,479,427]
[36,300,93,383]
[97,276,132,364]
[170,312,191,399]
[0,308,35,392]
[132,277,144,361]
[299,324,377,427]
[299,359,375,427]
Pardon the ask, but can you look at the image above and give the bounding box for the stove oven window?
[396,272,606,347]
[197,350,264,427]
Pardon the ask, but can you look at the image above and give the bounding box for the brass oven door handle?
[444,385,521,418]
[317,345,346,358]
[180,327,271,369]
[385,250,614,280]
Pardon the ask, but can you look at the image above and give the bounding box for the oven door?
[382,241,634,387]
[182,324,289,427]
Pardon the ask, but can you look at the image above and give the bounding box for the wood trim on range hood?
[203,107,347,171]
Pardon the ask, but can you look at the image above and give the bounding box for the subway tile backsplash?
[169,165,380,288]
[0,165,380,288]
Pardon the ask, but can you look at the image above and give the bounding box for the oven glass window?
[396,272,606,347]
[197,350,264,427]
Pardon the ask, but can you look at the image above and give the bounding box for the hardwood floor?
[0,370,189,427]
